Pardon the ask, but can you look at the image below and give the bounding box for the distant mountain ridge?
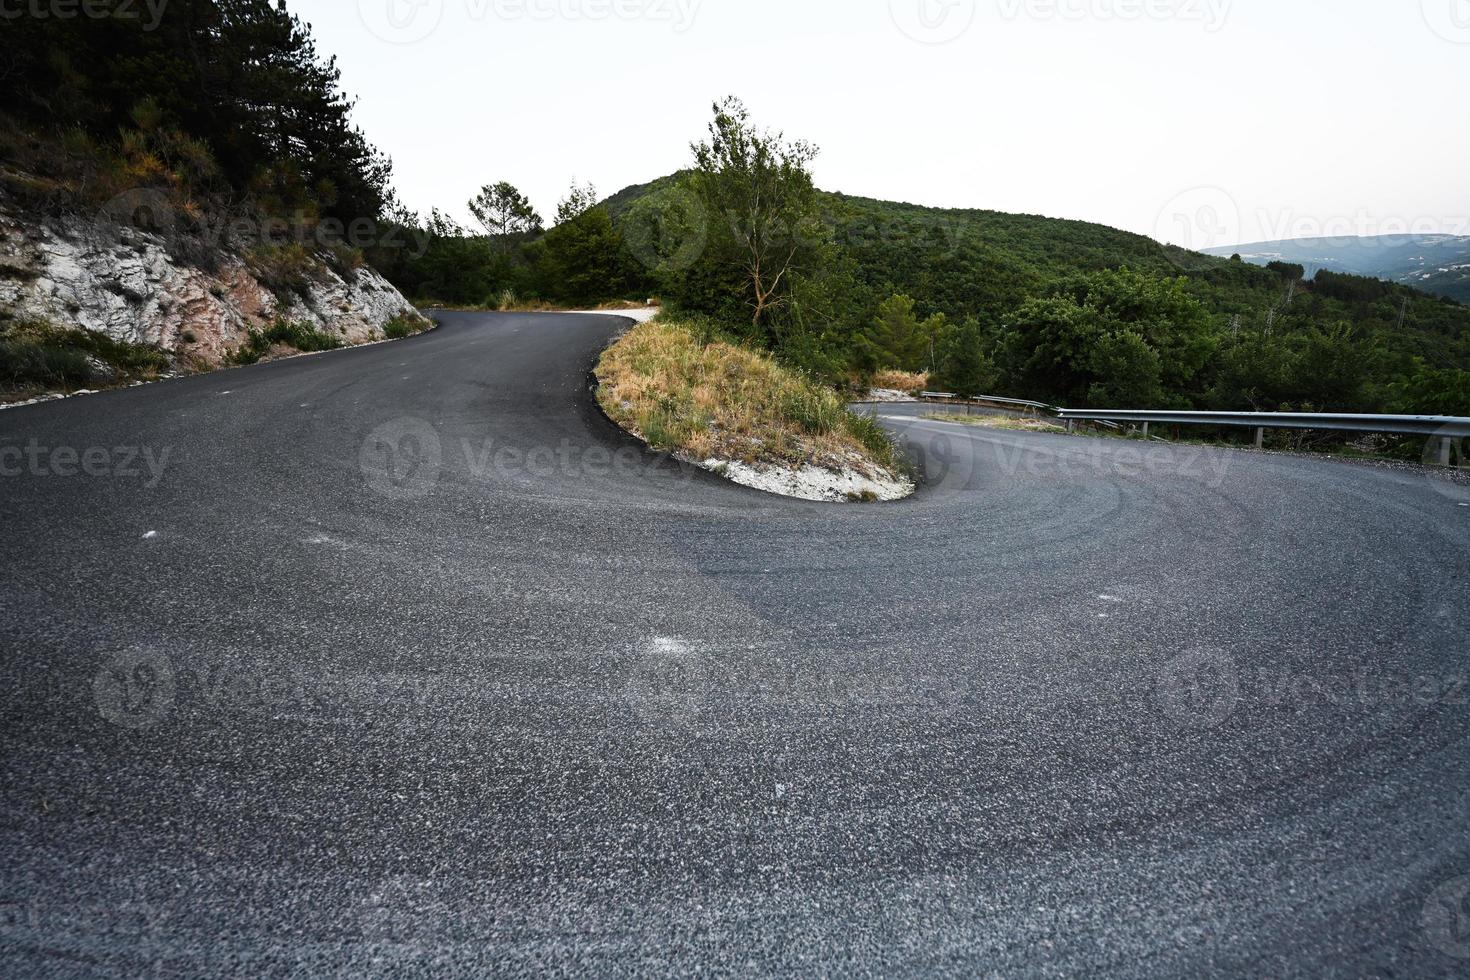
[1204,235,1470,302]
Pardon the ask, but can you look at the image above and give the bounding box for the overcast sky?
[294,0,1470,251]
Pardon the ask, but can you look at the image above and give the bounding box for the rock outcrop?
[0,201,421,367]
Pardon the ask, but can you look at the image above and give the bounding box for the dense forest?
[379,151,1470,416]
[1,0,395,271]
[3,7,1467,419]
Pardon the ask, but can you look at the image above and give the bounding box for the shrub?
[247,244,321,301]
[329,244,365,279]
[230,318,342,364]
[844,412,899,470]
[383,313,428,340]
[0,319,170,389]
[0,338,93,388]
[595,315,901,475]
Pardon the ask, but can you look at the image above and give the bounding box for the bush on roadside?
[383,312,430,340]
[247,244,321,302]
[230,318,342,364]
[595,315,900,474]
[0,318,170,390]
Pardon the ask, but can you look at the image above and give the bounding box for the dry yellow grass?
[870,369,929,392]
[923,413,1067,433]
[596,316,898,473]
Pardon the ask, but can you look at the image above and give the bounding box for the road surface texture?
[2,312,1468,977]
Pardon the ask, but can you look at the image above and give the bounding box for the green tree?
[537,206,639,305]
[933,317,998,396]
[1087,330,1163,406]
[690,96,822,338]
[469,182,543,246]
[866,294,947,372]
[1002,268,1213,406]
[555,180,599,226]
[1000,295,1100,405]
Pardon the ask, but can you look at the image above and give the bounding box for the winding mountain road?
[2,311,1468,976]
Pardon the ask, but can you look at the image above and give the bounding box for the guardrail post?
[1066,420,1075,433]
[1254,427,1265,450]
[1142,422,1150,440]
[1440,437,1453,467]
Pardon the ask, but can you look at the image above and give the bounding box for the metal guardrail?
[1053,408,1470,439]
[920,391,1054,413]
[870,390,1467,460]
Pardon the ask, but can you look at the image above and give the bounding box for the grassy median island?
[595,316,913,502]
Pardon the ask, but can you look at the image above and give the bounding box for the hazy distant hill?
[1204,235,1470,302]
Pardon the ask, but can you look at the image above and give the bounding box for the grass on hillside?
[870,369,928,393]
[596,315,900,475]
[383,312,433,340]
[230,318,344,365]
[921,412,1068,434]
[0,318,170,394]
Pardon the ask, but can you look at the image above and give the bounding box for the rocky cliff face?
[0,201,420,367]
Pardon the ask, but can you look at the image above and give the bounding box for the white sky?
[293,0,1470,251]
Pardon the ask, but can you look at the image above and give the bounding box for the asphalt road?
[2,311,1468,977]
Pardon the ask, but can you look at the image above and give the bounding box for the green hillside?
[602,173,1470,416]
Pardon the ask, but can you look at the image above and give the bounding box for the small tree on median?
[690,96,821,342]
